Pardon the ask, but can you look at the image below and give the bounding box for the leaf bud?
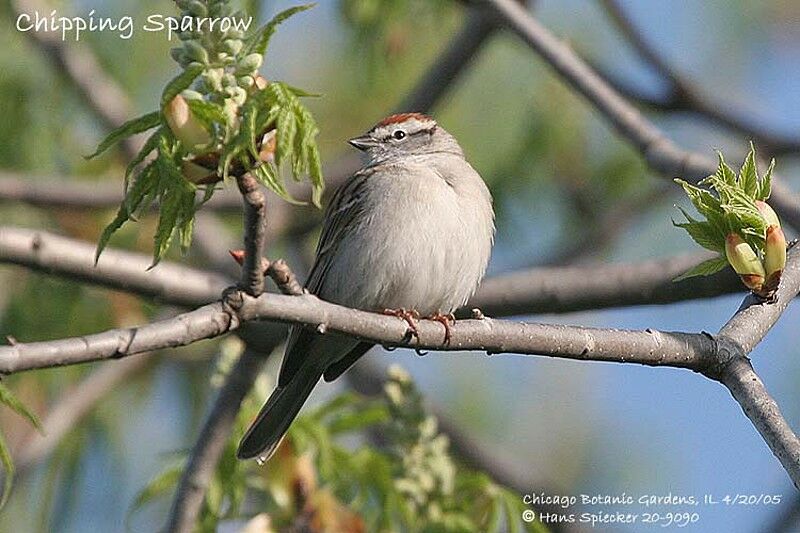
[238,53,263,73]
[725,233,765,291]
[755,200,781,229]
[164,94,211,149]
[763,225,787,293]
[184,40,209,64]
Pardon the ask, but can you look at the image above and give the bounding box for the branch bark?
[2,247,798,486]
[235,174,268,296]
[0,226,771,318]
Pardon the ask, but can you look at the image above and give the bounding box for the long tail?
[236,362,324,461]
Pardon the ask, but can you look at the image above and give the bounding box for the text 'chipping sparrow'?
[237,112,495,461]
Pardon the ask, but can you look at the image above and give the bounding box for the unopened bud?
[228,249,246,265]
[756,200,781,229]
[259,130,277,163]
[725,233,765,291]
[254,75,269,90]
[238,53,263,73]
[164,95,211,149]
[763,225,787,293]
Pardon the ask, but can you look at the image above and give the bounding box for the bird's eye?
[392,130,406,140]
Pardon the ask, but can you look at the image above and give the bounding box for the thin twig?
[235,174,268,297]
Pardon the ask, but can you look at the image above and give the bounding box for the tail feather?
[236,363,324,461]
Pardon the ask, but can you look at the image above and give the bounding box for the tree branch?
[467,251,743,317]
[0,227,229,307]
[2,247,798,484]
[235,174,268,296]
[0,226,767,318]
[484,0,800,233]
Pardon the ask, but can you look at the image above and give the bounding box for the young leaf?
[0,382,43,432]
[715,151,737,186]
[673,256,730,281]
[125,128,163,184]
[184,99,228,134]
[245,4,315,57]
[0,432,13,509]
[85,112,161,160]
[739,143,758,197]
[161,64,204,110]
[757,158,775,201]
[672,217,724,252]
[95,162,159,263]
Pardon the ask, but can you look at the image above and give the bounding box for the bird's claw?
[427,312,455,345]
[383,308,421,340]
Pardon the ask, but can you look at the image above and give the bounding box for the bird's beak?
[348,135,377,151]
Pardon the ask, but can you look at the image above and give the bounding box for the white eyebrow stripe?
[371,118,437,138]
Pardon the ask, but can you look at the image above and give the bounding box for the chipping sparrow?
[237,113,495,460]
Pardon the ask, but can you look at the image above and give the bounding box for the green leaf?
[0,432,13,509]
[275,106,296,167]
[184,99,227,135]
[95,162,160,263]
[285,84,323,97]
[758,158,775,200]
[715,151,737,186]
[673,256,730,281]
[125,128,163,185]
[128,461,184,526]
[0,382,42,432]
[245,4,315,57]
[161,64,204,110]
[739,143,758,197]
[151,152,196,267]
[672,216,725,253]
[85,112,161,160]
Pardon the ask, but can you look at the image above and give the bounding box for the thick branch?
[0,227,228,307]
[467,251,743,317]
[0,288,720,375]
[485,0,800,233]
[0,226,769,317]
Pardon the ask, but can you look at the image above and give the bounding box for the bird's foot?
[383,308,421,340]
[427,312,455,345]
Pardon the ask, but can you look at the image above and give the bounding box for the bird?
[237,112,495,461]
